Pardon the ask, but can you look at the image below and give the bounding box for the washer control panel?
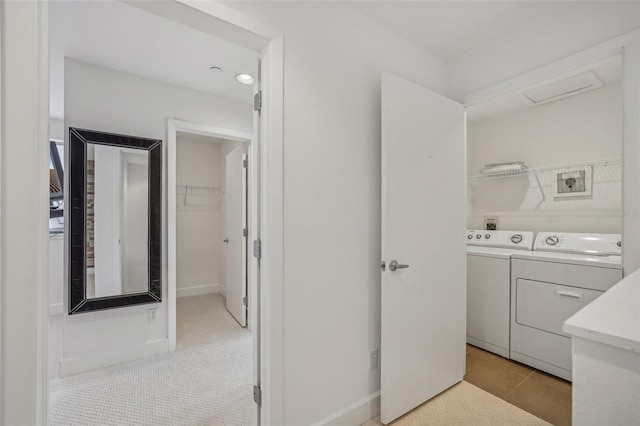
[534,232,622,256]
[467,230,534,250]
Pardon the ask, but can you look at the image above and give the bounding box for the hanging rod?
[467,157,622,182]
[177,185,224,206]
[176,185,224,192]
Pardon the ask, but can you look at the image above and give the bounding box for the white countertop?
[563,268,640,353]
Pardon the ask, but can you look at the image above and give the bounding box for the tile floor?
[464,344,572,426]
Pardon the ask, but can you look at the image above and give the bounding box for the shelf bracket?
[533,172,546,205]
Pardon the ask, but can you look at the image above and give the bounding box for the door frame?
[167,120,253,348]
[462,29,640,277]
[0,1,285,425]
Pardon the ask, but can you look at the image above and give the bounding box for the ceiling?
[349,1,564,63]
[49,0,258,119]
[50,1,629,121]
[466,55,622,122]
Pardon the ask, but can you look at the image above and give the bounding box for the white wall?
[448,2,640,100]
[216,2,448,424]
[468,81,623,234]
[49,237,64,315]
[176,133,224,295]
[0,1,50,422]
[60,58,252,374]
[50,118,64,141]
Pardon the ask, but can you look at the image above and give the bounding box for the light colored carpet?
[364,381,552,426]
[50,336,253,426]
[50,294,253,425]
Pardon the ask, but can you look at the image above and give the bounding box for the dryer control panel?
[534,232,622,256]
[467,230,534,250]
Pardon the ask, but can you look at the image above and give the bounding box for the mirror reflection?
[85,144,149,299]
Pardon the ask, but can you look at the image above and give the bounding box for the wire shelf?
[468,157,622,182]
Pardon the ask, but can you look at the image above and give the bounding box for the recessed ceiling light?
[235,73,254,85]
[209,66,222,73]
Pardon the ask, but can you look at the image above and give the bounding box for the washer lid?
[466,246,516,259]
[534,232,622,256]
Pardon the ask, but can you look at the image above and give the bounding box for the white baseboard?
[219,284,226,298]
[176,283,221,298]
[49,303,63,316]
[59,338,169,377]
[315,391,381,426]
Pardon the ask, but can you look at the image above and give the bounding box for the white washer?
[510,232,622,381]
[466,230,534,358]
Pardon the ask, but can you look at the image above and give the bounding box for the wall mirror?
[69,128,162,314]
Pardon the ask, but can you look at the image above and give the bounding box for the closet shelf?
[467,157,622,182]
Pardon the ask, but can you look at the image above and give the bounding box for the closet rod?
[176,185,223,191]
[177,185,224,206]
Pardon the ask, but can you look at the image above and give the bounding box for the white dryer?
[466,230,534,358]
[510,232,622,381]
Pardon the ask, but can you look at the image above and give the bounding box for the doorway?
[462,54,624,426]
[0,0,288,421]
[172,128,254,423]
[168,121,256,351]
[379,47,631,425]
[42,0,275,424]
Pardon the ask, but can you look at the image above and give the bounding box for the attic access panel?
[521,71,603,106]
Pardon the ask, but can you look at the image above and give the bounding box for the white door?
[225,146,247,326]
[381,73,467,424]
[252,57,262,426]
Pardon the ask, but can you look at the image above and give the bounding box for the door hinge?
[253,385,262,405]
[254,91,262,113]
[243,228,248,237]
[253,239,262,259]
[243,158,248,168]
[243,296,248,306]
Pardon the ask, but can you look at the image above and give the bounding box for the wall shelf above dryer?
[468,157,622,182]
[468,157,623,217]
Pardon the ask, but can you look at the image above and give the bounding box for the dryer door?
[516,279,603,338]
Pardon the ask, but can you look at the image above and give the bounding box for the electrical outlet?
[148,308,158,322]
[369,349,379,370]
[484,216,498,230]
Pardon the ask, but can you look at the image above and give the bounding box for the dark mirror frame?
[68,127,162,314]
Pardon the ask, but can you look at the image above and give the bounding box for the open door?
[225,145,248,327]
[251,56,263,425]
[380,73,467,424]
